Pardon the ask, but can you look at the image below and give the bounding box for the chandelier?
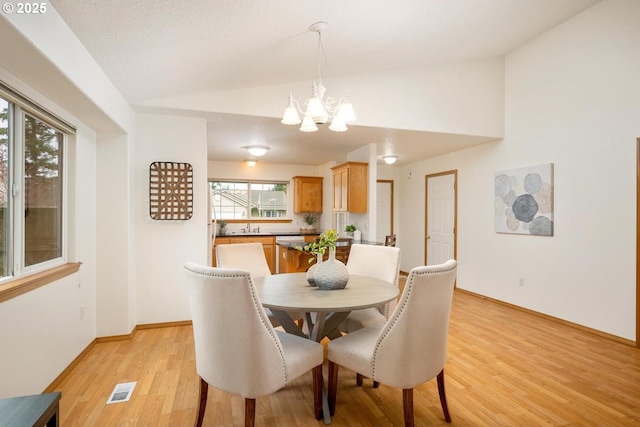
[281,22,356,132]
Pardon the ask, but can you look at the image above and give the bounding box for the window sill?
[0,262,82,303]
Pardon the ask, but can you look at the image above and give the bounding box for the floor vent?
[106,381,137,404]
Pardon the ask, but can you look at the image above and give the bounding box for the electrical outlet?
[518,278,525,286]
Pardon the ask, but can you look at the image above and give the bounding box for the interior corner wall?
[96,133,134,336]
[397,0,640,340]
[134,113,209,324]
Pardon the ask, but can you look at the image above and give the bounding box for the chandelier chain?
[317,29,327,85]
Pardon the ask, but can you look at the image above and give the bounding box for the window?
[209,181,288,220]
[0,83,70,282]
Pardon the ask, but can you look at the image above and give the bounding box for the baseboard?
[456,288,636,347]
[137,320,192,330]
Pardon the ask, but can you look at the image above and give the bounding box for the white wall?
[397,0,640,340]
[144,57,505,139]
[134,114,209,324]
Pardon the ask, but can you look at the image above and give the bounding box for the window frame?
[209,179,292,222]
[0,81,74,291]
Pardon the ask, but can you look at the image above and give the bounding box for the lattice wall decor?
[149,162,193,220]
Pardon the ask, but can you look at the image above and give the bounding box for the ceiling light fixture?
[281,21,356,133]
[244,159,257,167]
[382,155,399,165]
[242,145,270,157]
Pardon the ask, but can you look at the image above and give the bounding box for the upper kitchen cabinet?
[293,176,323,213]
[331,162,368,213]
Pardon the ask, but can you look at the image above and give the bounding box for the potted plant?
[345,224,357,237]
[296,229,341,287]
[218,220,227,236]
[301,213,317,234]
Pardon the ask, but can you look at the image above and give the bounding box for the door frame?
[424,170,458,266]
[376,179,394,236]
[636,138,640,347]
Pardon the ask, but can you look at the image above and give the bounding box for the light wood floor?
[54,290,640,426]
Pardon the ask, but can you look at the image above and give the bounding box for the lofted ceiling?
[49,0,599,166]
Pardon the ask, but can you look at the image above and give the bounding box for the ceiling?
[50,0,599,166]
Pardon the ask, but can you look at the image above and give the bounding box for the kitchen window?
[209,180,288,220]
[0,82,72,282]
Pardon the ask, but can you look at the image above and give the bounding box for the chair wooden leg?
[437,369,452,422]
[328,361,339,416]
[195,377,208,427]
[356,373,363,386]
[312,365,324,420]
[244,398,256,427]
[403,388,414,427]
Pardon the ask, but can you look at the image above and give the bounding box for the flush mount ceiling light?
[382,155,399,165]
[281,21,356,133]
[242,145,270,157]
[244,159,257,167]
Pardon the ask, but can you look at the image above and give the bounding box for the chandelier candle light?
[281,22,356,132]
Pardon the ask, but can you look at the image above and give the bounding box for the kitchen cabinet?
[293,176,323,213]
[331,162,368,213]
[278,245,316,273]
[277,235,319,273]
[212,236,276,273]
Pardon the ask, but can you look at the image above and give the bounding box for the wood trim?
[456,288,636,347]
[0,262,82,303]
[637,138,640,348]
[137,320,192,330]
[95,328,137,343]
[43,338,96,393]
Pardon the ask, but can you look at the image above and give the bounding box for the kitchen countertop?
[216,231,319,237]
[276,239,383,249]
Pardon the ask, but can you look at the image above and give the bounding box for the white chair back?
[346,244,401,316]
[216,242,271,278]
[184,263,286,397]
[373,260,457,389]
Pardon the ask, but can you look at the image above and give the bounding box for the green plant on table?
[345,224,357,232]
[295,229,339,262]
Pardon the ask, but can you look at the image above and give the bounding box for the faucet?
[246,222,251,233]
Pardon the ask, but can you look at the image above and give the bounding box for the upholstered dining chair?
[327,260,458,427]
[216,242,304,327]
[184,263,324,427]
[339,244,401,334]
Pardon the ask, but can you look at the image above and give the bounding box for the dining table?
[253,272,398,424]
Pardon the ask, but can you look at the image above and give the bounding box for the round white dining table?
[254,272,398,342]
[254,272,398,424]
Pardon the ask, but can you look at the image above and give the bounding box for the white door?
[426,172,456,265]
[376,181,393,243]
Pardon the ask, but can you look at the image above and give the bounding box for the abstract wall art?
[494,163,554,236]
